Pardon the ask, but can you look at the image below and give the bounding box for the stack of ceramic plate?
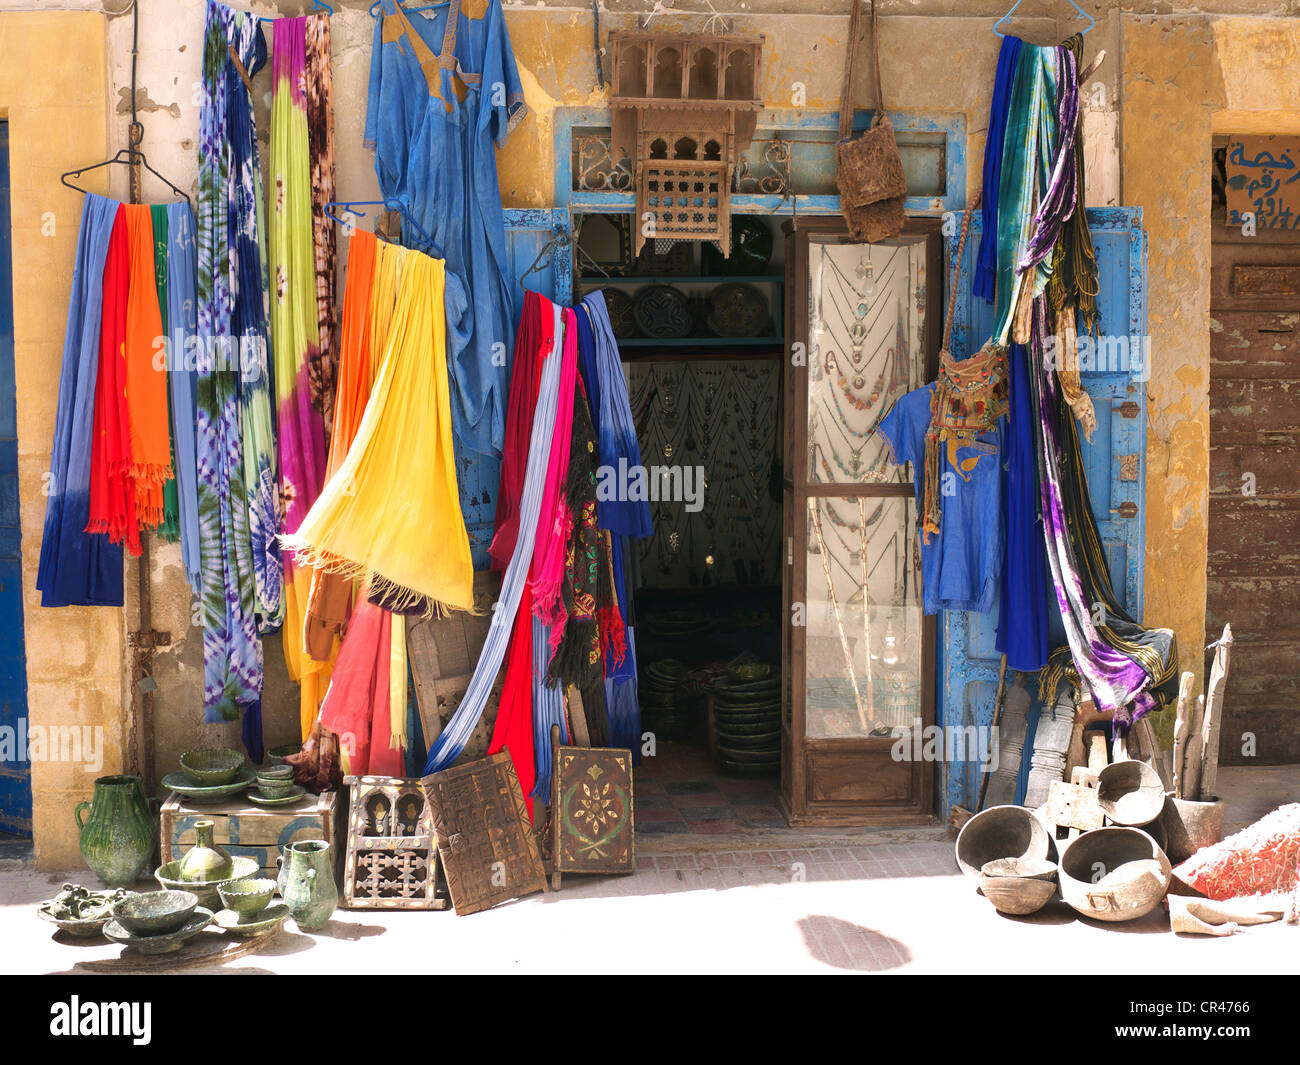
[709,671,781,777]
[639,659,695,741]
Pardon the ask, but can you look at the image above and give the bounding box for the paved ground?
[4,764,1296,974]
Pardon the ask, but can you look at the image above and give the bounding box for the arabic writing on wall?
[1225,135,1300,230]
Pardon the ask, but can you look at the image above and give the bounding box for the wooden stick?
[975,655,1008,814]
[1184,694,1206,802]
[1080,49,1107,83]
[1172,671,1194,799]
[1199,624,1233,801]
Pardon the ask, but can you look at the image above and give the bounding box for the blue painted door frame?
[0,122,32,837]
[939,208,1151,814]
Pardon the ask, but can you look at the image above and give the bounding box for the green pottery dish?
[155,856,260,909]
[111,890,198,936]
[217,877,276,917]
[245,785,308,807]
[38,884,129,938]
[104,907,213,954]
[266,745,301,765]
[179,747,244,787]
[214,902,290,938]
[161,767,256,804]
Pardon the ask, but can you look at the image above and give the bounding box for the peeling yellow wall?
[0,11,128,869]
[1123,14,1300,706]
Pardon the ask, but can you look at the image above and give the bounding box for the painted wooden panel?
[939,208,1150,814]
[0,122,30,837]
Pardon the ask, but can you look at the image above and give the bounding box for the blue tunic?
[366,0,529,458]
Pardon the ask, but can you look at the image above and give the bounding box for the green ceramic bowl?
[267,745,301,766]
[217,877,276,918]
[155,856,260,909]
[111,890,199,936]
[180,747,244,786]
[252,780,296,800]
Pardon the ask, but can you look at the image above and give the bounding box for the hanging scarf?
[87,211,138,555]
[424,299,564,774]
[305,13,338,454]
[166,202,202,593]
[582,292,654,539]
[1028,296,1178,726]
[546,381,603,690]
[196,0,265,751]
[283,249,473,617]
[488,580,537,819]
[531,615,567,802]
[121,204,173,531]
[604,533,642,760]
[224,9,281,638]
[151,205,179,542]
[975,34,1022,304]
[489,290,549,570]
[36,194,124,607]
[304,230,378,666]
[318,595,397,776]
[531,308,579,628]
[596,529,625,669]
[1047,35,1100,333]
[1018,45,1080,277]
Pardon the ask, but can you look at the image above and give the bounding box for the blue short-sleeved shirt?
[366,0,529,458]
[877,383,1006,615]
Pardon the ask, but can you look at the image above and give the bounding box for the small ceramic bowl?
[180,747,244,786]
[217,877,277,918]
[267,745,301,766]
[257,765,293,783]
[111,890,199,936]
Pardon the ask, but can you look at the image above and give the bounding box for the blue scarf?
[424,301,564,773]
[530,616,567,800]
[166,203,202,593]
[36,194,124,608]
[974,35,1021,304]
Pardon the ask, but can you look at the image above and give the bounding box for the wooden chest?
[159,789,345,885]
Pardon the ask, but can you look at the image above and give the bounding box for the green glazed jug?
[74,775,157,888]
[177,819,234,882]
[278,839,337,931]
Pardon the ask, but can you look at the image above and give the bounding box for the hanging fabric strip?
[1048,34,1100,333]
[166,202,202,592]
[304,230,379,667]
[151,205,180,542]
[583,292,654,539]
[530,615,567,802]
[530,307,579,630]
[975,34,1022,304]
[86,209,138,555]
[1028,295,1178,727]
[36,194,124,608]
[272,15,334,735]
[424,299,565,773]
[283,249,473,617]
[305,11,338,455]
[196,0,265,746]
[1018,45,1080,276]
[488,580,536,819]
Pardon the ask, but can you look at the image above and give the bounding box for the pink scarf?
[530,306,578,631]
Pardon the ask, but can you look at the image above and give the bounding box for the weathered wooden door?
[940,208,1151,813]
[1208,227,1300,764]
[0,123,31,837]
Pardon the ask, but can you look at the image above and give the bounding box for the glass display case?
[779,217,940,826]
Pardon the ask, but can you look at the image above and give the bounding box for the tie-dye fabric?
[196,0,266,754]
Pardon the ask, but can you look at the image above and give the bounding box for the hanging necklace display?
[807,497,870,733]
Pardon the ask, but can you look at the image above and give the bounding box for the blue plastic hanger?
[259,1,333,25]
[324,198,445,260]
[993,0,1093,38]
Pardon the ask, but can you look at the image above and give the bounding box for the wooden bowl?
[978,874,1056,916]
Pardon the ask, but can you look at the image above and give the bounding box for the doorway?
[576,212,786,837]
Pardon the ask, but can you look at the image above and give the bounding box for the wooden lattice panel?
[342,775,449,911]
[421,753,546,916]
[638,159,730,253]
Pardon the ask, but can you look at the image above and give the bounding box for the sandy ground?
[4,764,1296,975]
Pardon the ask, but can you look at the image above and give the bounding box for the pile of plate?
[639,659,695,741]
[710,670,781,777]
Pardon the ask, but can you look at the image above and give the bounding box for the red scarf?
[86,208,141,556]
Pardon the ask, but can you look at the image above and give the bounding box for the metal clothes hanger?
[59,0,190,206]
[260,1,334,25]
[993,0,1093,38]
[323,198,446,260]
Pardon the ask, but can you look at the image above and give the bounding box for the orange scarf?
[122,204,173,528]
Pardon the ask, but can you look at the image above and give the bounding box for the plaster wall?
[5,0,1293,868]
